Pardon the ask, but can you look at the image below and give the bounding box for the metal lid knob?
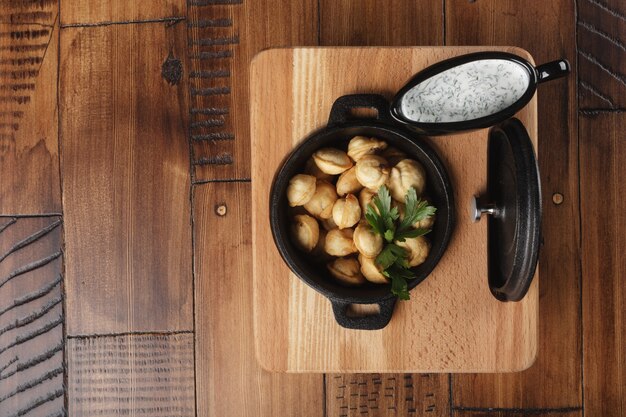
[471,196,501,223]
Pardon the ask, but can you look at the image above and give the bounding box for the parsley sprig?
[365,185,436,300]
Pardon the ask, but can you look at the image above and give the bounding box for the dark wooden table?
[0,0,623,416]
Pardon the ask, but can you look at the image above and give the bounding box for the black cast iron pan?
[269,94,456,330]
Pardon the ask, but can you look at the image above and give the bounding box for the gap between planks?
[66,329,195,339]
[59,16,186,28]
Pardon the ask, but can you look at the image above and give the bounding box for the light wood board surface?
[251,46,538,373]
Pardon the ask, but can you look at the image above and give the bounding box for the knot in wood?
[162,53,182,85]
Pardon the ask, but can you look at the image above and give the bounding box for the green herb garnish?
[365,185,436,300]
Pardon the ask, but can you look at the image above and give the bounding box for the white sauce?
[400,59,530,123]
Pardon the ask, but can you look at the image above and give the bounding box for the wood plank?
[326,374,449,417]
[188,0,318,181]
[577,0,626,109]
[0,3,56,26]
[319,0,442,46]
[251,47,538,373]
[0,216,65,417]
[193,182,324,417]
[446,0,582,409]
[60,22,193,336]
[67,333,195,417]
[60,0,185,26]
[454,411,581,417]
[0,1,61,215]
[317,3,447,415]
[580,112,626,417]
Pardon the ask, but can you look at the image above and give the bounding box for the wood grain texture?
[454,411,581,417]
[60,22,193,335]
[0,0,60,215]
[67,333,195,417]
[319,0,441,46]
[60,0,185,26]
[0,2,56,26]
[446,0,581,408]
[577,0,626,109]
[0,216,64,417]
[188,0,318,181]
[251,47,538,373]
[580,113,626,417]
[326,374,449,417]
[193,182,323,417]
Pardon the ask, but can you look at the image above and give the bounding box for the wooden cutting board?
[251,47,538,373]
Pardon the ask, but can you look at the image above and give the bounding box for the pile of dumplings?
[287,136,435,287]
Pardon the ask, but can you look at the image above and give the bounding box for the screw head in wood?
[552,193,564,205]
[215,204,227,216]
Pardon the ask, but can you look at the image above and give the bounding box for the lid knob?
[471,196,501,223]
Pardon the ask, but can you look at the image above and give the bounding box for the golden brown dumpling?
[358,188,377,215]
[291,214,319,252]
[381,146,408,166]
[304,157,334,181]
[286,174,316,207]
[325,228,358,257]
[347,136,388,161]
[336,167,363,196]
[395,236,430,267]
[332,194,361,229]
[359,254,388,283]
[312,148,353,175]
[327,257,366,286]
[311,229,332,262]
[320,216,338,231]
[353,222,383,258]
[355,155,390,190]
[388,159,426,201]
[303,180,337,219]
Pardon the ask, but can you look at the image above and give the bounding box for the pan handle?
[330,298,397,330]
[328,94,394,126]
[535,59,570,84]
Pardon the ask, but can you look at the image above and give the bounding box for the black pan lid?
[473,118,541,301]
